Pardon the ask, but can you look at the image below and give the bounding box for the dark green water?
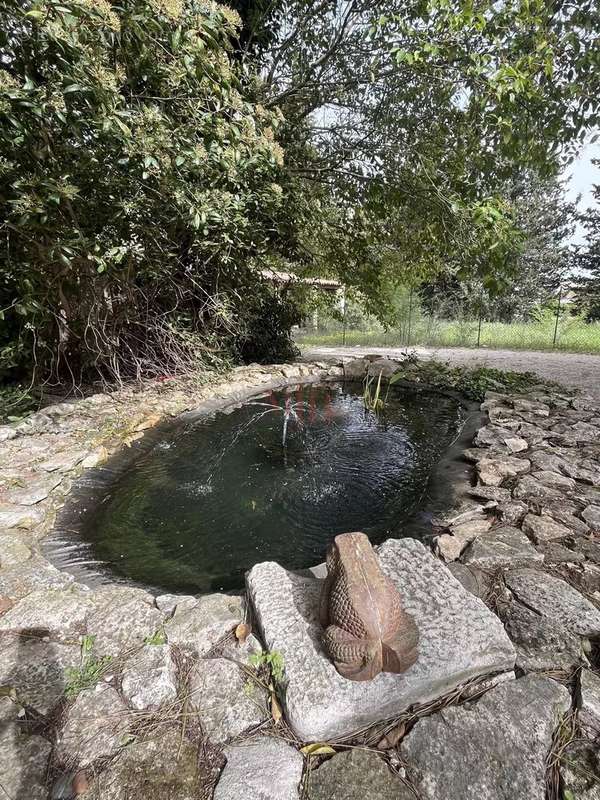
[81,383,461,592]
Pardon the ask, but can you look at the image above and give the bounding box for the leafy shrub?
[0,0,297,384]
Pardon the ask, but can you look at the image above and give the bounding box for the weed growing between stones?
[546,710,577,800]
[64,636,112,700]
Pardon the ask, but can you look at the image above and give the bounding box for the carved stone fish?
[319,532,419,681]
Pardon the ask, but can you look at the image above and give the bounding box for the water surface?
[80,383,462,592]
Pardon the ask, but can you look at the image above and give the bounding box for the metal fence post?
[552,285,562,349]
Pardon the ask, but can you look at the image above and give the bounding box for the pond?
[71,382,463,593]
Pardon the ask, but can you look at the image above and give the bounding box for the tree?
[574,171,600,321]
[0,0,304,384]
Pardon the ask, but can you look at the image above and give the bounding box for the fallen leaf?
[300,743,336,756]
[377,722,406,750]
[0,597,14,616]
[235,622,251,643]
[134,413,162,432]
[271,692,282,725]
[72,770,89,795]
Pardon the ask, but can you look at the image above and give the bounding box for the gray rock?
[0,586,92,638]
[165,593,243,657]
[522,513,572,543]
[504,436,528,453]
[541,543,585,564]
[516,422,549,444]
[121,645,178,711]
[307,748,414,800]
[501,602,583,672]
[468,485,512,503]
[575,538,600,565]
[0,720,52,800]
[474,424,515,448]
[512,475,564,501]
[505,569,600,636]
[463,526,543,570]
[2,472,63,505]
[532,470,576,492]
[188,657,268,744]
[513,398,550,417]
[87,587,164,657]
[59,684,132,766]
[579,668,600,737]
[0,558,75,600]
[541,503,591,535]
[86,729,200,800]
[0,504,46,529]
[560,741,600,800]
[155,593,197,616]
[446,562,490,598]
[554,562,600,594]
[583,505,600,532]
[496,500,528,526]
[402,675,571,800]
[343,358,368,380]
[477,456,530,487]
[247,538,515,740]
[0,533,31,567]
[0,425,16,441]
[37,449,87,473]
[367,358,401,378]
[0,635,80,713]
[215,737,303,800]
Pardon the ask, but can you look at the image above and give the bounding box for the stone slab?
[307,749,415,800]
[0,722,51,800]
[463,526,543,570]
[164,593,243,657]
[505,569,600,636]
[246,538,516,740]
[579,669,600,736]
[121,644,178,711]
[215,737,303,800]
[86,587,164,657]
[402,675,570,800]
[500,602,583,673]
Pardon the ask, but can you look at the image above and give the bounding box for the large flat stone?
[188,657,268,744]
[0,504,46,529]
[1,472,63,505]
[0,720,51,800]
[307,749,415,800]
[402,675,570,800]
[121,644,178,711]
[500,602,583,673]
[214,737,303,800]
[0,586,93,638]
[505,569,600,636]
[246,538,515,740]
[579,669,600,737]
[164,593,243,657]
[86,587,164,657]
[463,526,543,570]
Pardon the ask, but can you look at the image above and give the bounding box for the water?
[80,383,462,592]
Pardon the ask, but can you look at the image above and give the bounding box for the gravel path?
[303,344,600,397]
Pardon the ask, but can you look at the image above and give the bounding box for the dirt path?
[303,344,600,397]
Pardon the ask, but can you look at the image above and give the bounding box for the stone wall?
[0,356,598,800]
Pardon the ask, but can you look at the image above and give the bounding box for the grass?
[297,317,600,354]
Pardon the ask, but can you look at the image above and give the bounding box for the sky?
[563,140,600,244]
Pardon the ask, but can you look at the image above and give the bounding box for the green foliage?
[249,648,285,685]
[363,371,384,413]
[144,629,167,645]
[0,383,36,423]
[64,635,112,699]
[0,0,300,383]
[389,359,563,402]
[574,168,600,322]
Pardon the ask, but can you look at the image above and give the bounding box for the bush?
[0,0,297,385]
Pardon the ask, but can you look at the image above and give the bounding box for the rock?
[0,558,75,600]
[446,562,490,598]
[513,399,550,417]
[1,472,63,505]
[214,737,303,800]
[522,513,572,543]
[121,645,178,711]
[512,475,564,502]
[582,505,600,532]
[496,500,528,526]
[505,569,600,636]
[0,533,31,566]
[155,593,197,616]
[575,538,600,565]
[247,538,515,740]
[435,516,492,561]
[164,593,243,657]
[307,748,414,800]
[0,635,80,713]
[560,741,600,800]
[402,675,570,800]
[477,456,530,487]
[517,422,549,444]
[86,729,200,800]
[0,425,16,441]
[532,470,576,492]
[579,668,600,737]
[59,684,133,766]
[87,587,164,657]
[505,437,528,453]
[0,587,92,638]
[38,449,88,473]
[188,657,268,744]
[501,602,583,673]
[555,562,600,595]
[474,424,515,448]
[541,543,585,564]
[468,485,512,503]
[541,502,591,535]
[0,504,46,529]
[343,358,368,380]
[463,526,543,570]
[0,719,52,800]
[366,358,401,379]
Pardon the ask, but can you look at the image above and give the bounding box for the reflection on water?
[80,383,462,592]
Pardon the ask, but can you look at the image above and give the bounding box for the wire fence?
[294,291,600,354]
